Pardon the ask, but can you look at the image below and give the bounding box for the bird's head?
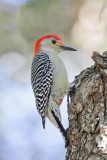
[34,34,77,56]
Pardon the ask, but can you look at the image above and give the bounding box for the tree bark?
[66,51,107,160]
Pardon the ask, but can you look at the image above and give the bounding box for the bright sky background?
[0,0,28,6]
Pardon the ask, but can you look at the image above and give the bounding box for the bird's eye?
[52,40,57,44]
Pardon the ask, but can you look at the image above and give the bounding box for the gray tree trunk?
[66,51,107,160]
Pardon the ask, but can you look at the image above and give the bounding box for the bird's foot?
[67,81,76,103]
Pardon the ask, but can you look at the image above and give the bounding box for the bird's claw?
[67,81,76,103]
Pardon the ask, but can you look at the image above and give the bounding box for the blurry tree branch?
[66,51,107,160]
[19,0,83,44]
[99,0,106,20]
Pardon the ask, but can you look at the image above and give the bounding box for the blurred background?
[0,0,107,160]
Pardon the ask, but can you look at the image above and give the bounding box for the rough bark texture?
[66,51,107,160]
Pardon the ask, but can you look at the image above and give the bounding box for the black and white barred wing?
[31,53,53,129]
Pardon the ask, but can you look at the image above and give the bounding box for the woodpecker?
[31,34,76,146]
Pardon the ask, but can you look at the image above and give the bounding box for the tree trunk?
[66,51,107,160]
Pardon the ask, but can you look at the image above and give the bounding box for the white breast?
[47,51,68,100]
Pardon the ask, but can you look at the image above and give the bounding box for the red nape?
[33,34,62,56]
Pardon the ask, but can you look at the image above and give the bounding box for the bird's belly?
[52,62,68,103]
[47,51,68,104]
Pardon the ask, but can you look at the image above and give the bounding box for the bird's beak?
[59,45,77,51]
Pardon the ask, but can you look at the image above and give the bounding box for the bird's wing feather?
[31,53,53,129]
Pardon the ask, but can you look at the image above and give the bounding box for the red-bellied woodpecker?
[31,34,77,146]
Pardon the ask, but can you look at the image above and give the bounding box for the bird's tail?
[51,110,69,146]
[42,116,46,129]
